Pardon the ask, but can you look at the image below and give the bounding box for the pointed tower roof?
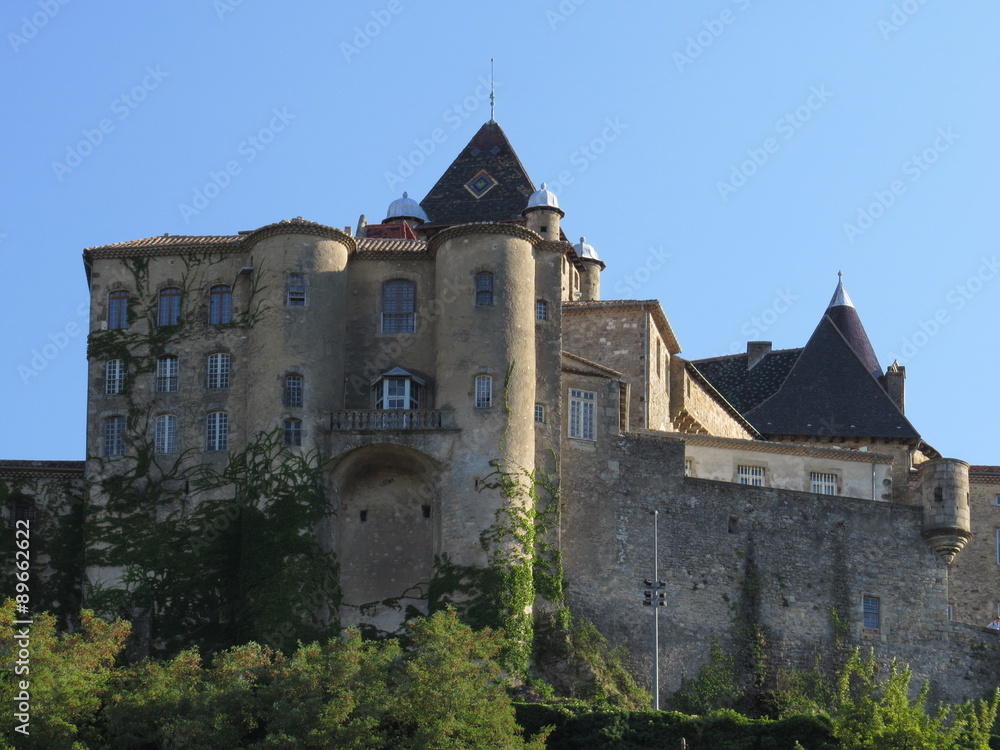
[824,273,882,380]
[419,121,536,225]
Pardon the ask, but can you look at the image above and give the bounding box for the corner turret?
[573,237,605,301]
[918,458,972,563]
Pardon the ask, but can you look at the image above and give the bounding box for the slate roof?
[419,121,536,225]
[744,315,919,439]
[690,348,801,414]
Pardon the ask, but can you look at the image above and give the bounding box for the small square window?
[810,472,838,495]
[863,595,880,631]
[287,274,306,306]
[475,375,492,408]
[536,300,548,321]
[534,404,545,424]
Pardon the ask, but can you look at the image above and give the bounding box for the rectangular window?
[738,465,765,486]
[156,356,179,393]
[284,419,302,446]
[534,404,545,424]
[475,375,492,408]
[107,290,129,330]
[206,412,228,451]
[207,353,231,389]
[810,472,839,495]
[685,458,694,477]
[475,272,494,306]
[995,495,1000,506]
[210,285,232,324]
[283,375,303,408]
[569,389,596,440]
[382,280,416,333]
[947,604,953,621]
[104,416,125,457]
[154,414,178,454]
[536,300,548,321]
[105,360,126,395]
[158,288,181,326]
[863,595,880,630]
[287,274,306,306]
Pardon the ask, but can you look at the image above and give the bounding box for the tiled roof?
[562,299,681,354]
[419,121,536,225]
[0,460,86,479]
[691,348,801,414]
[971,465,1000,474]
[354,238,428,260]
[85,234,240,252]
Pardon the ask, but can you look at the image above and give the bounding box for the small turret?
[918,458,972,563]
[573,237,605,301]
[385,192,429,227]
[523,183,563,240]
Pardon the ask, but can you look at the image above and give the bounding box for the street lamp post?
[642,509,666,710]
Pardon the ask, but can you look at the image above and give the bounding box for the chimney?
[884,360,906,413]
[747,341,771,370]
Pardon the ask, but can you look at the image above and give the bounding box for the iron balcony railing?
[327,410,454,431]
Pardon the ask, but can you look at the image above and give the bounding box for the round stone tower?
[574,237,605,301]
[431,224,538,567]
[523,183,563,242]
[244,223,354,448]
[917,458,972,563]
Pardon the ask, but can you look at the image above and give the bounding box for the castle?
[3,119,999,703]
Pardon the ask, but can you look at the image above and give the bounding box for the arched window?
[206,411,228,451]
[382,280,416,333]
[475,272,493,306]
[283,418,302,446]
[372,367,422,410]
[154,414,178,454]
[104,415,125,456]
[209,285,232,324]
[207,353,231,389]
[105,360,126,395]
[108,290,129,330]
[283,374,303,407]
[156,355,179,393]
[158,287,181,326]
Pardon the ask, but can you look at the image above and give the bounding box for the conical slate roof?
[419,121,536,225]
[825,274,882,380]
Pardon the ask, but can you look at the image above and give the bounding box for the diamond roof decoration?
[464,169,498,199]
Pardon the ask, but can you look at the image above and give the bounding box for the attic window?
[465,170,498,199]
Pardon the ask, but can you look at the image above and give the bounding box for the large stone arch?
[328,443,441,633]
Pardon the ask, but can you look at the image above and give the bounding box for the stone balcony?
[326,410,456,432]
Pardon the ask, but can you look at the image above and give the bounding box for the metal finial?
[490,58,495,122]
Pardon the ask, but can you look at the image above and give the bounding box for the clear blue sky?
[2,1,997,464]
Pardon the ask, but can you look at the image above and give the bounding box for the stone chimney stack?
[884,360,906,413]
[747,341,771,370]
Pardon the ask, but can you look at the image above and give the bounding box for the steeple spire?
[828,270,855,309]
[489,58,495,123]
[823,273,882,380]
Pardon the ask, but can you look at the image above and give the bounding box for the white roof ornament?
[526,182,560,210]
[574,236,600,262]
[386,192,429,223]
[828,270,855,309]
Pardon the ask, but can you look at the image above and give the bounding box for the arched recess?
[329,444,440,631]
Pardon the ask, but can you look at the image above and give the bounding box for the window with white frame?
[863,595,880,630]
[381,280,416,333]
[475,272,493,306]
[475,375,492,408]
[207,353,231,389]
[569,389,596,440]
[287,274,306,306]
[158,287,181,326]
[536,300,548,321]
[104,415,125,457]
[283,374,303,408]
[206,411,228,451]
[156,355,179,393]
[810,472,839,495]
[738,465,765,486]
[210,284,232,324]
[284,418,302,446]
[685,458,694,477]
[372,368,422,410]
[105,360,126,395]
[154,414,178,454]
[534,404,545,424]
[107,290,129,330]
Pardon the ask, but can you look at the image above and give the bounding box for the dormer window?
[371,367,423,410]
